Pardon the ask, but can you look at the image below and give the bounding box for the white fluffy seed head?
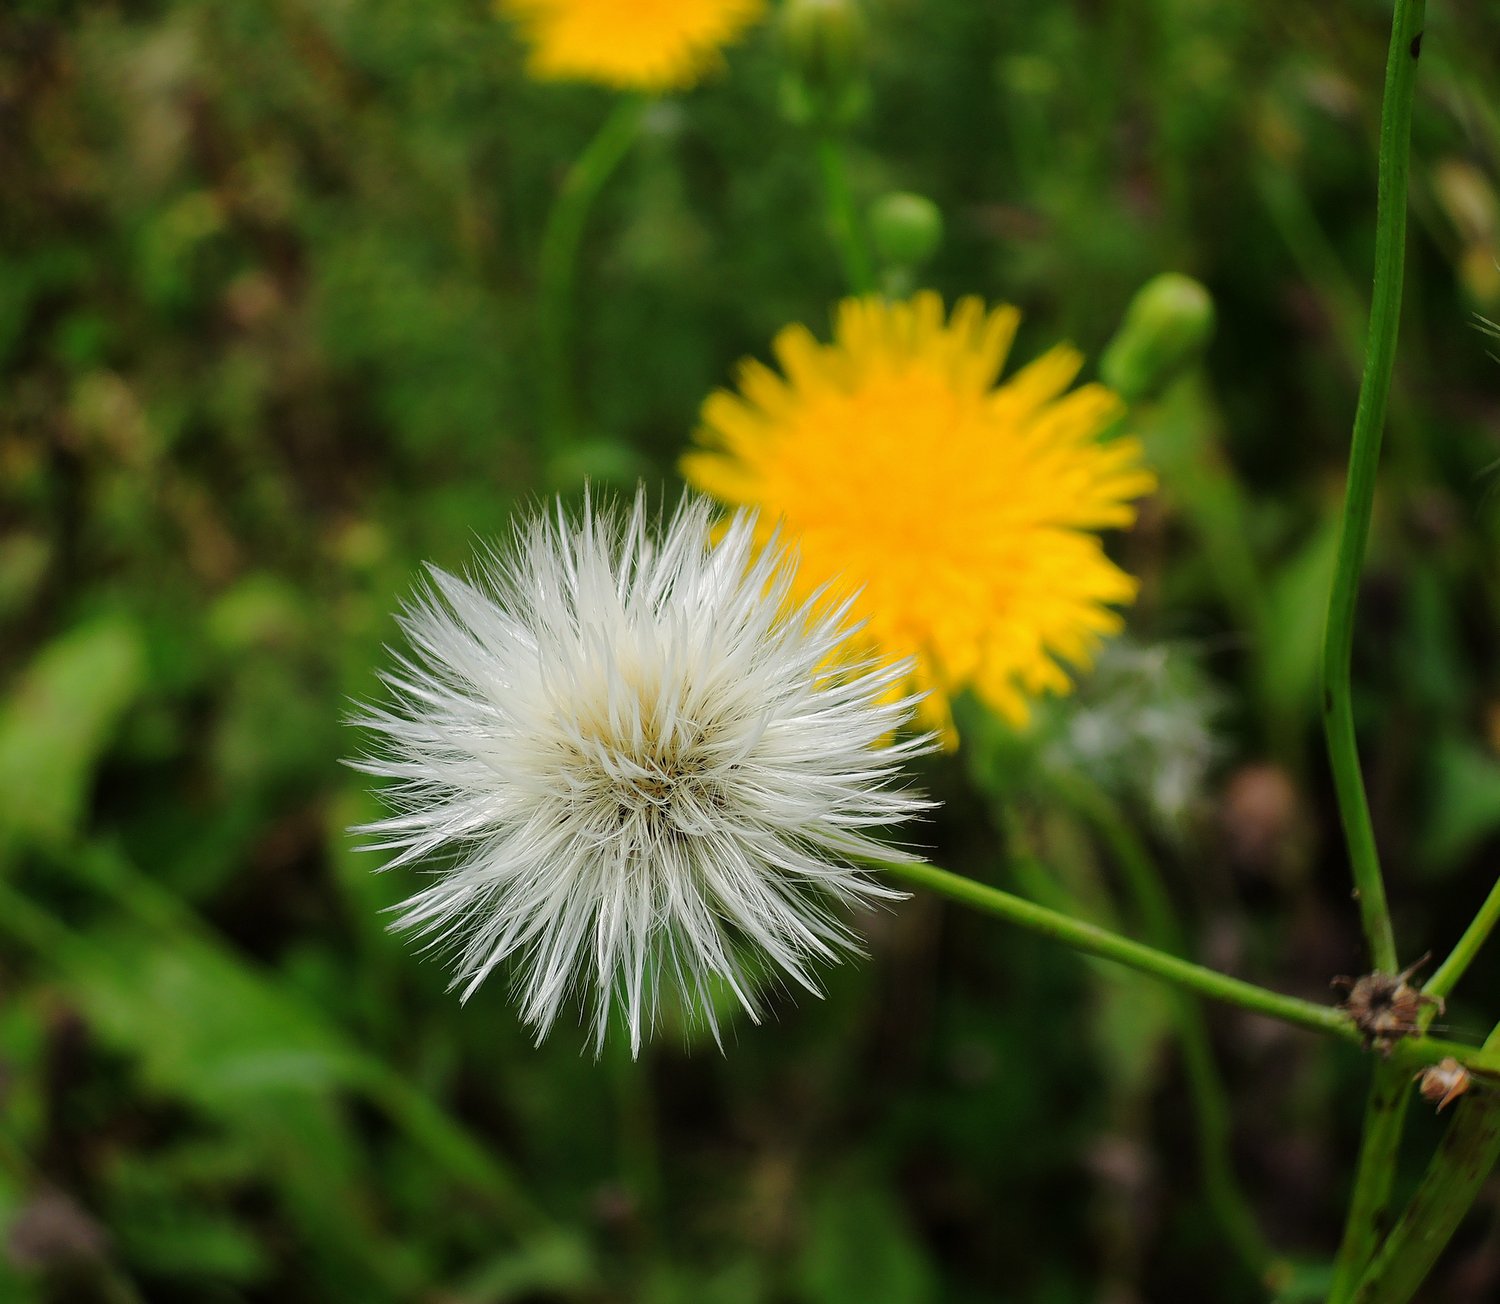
[349,490,933,1055]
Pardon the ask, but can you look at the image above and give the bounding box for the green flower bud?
[1100,273,1216,403]
[778,0,869,128]
[868,192,944,270]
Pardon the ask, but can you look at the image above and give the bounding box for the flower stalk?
[878,858,1351,1038]
[816,135,874,293]
[1424,873,1500,1002]
[537,96,647,458]
[874,858,1500,1083]
[1328,1060,1415,1303]
[1320,0,1426,978]
[1320,1,1426,1293]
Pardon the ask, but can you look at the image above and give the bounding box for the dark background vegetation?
[3,0,1500,1300]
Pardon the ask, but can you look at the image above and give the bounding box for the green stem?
[1321,4,1427,1291]
[1328,1060,1414,1304]
[1177,1010,1274,1275]
[1351,1026,1500,1304]
[1425,873,1500,1002]
[876,857,1500,1079]
[1070,786,1274,1277]
[1319,0,1425,978]
[1351,880,1500,1302]
[1391,1033,1500,1080]
[537,96,647,457]
[877,858,1356,1040]
[816,134,874,294]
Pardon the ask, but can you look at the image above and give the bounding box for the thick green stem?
[1319,0,1425,978]
[877,858,1355,1040]
[537,96,647,458]
[1368,869,1500,1304]
[816,135,874,293]
[1321,3,1427,1291]
[1425,873,1500,1001]
[1351,1026,1500,1304]
[1328,1060,1414,1304]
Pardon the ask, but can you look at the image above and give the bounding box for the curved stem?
[537,96,647,458]
[1319,0,1425,978]
[816,135,874,294]
[1321,3,1427,1292]
[876,858,1357,1040]
[875,857,1500,1079]
[1425,873,1500,1002]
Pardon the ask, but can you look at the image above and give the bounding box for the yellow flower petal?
[683,295,1156,743]
[499,0,765,92]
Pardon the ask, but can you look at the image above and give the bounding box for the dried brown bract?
[1332,954,1444,1054]
[1415,1057,1472,1112]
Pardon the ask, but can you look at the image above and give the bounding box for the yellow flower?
[682,293,1156,745]
[499,0,765,92]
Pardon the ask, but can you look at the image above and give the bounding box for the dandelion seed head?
[351,492,931,1055]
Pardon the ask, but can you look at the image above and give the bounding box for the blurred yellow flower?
[682,293,1155,744]
[499,0,765,92]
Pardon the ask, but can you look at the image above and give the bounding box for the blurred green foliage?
[3,0,1500,1300]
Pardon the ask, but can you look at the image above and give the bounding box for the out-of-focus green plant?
[4,0,1500,1301]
